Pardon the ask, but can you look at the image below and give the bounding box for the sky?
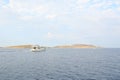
[0,0,120,47]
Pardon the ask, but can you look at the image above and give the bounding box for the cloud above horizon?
[0,0,120,47]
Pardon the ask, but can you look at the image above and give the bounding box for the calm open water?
[0,48,120,80]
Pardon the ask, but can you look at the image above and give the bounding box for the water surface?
[0,48,120,80]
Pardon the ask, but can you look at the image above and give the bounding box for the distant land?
[54,44,99,48]
[6,45,33,48]
[5,44,100,48]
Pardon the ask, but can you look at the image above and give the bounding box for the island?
[54,44,99,48]
[6,45,48,49]
[5,44,100,49]
[6,45,33,48]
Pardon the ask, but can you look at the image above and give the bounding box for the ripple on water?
[0,48,120,80]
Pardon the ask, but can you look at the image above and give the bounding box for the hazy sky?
[0,0,120,47]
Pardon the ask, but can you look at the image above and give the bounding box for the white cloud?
[115,0,120,5]
[0,0,5,5]
[8,0,48,19]
[10,0,46,13]
[77,0,89,10]
[0,0,120,47]
[47,32,54,38]
[46,32,64,39]
[20,15,33,20]
[3,0,119,21]
[77,0,89,4]
[46,14,57,19]
[117,7,120,11]
[89,2,105,9]
[6,0,67,20]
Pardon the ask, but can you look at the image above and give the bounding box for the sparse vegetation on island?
[54,44,99,48]
[6,45,33,48]
[5,44,100,49]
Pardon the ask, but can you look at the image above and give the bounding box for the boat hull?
[31,48,46,52]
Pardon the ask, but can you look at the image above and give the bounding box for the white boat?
[31,45,46,52]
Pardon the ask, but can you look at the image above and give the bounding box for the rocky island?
[6,44,100,49]
[54,44,99,48]
[6,45,33,48]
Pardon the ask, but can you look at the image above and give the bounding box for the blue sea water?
[0,48,120,80]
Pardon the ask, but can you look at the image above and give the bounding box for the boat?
[31,45,46,52]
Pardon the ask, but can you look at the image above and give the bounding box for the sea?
[0,48,120,80]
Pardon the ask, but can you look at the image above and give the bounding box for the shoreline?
[3,44,100,49]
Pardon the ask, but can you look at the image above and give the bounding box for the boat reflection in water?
[31,45,46,52]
